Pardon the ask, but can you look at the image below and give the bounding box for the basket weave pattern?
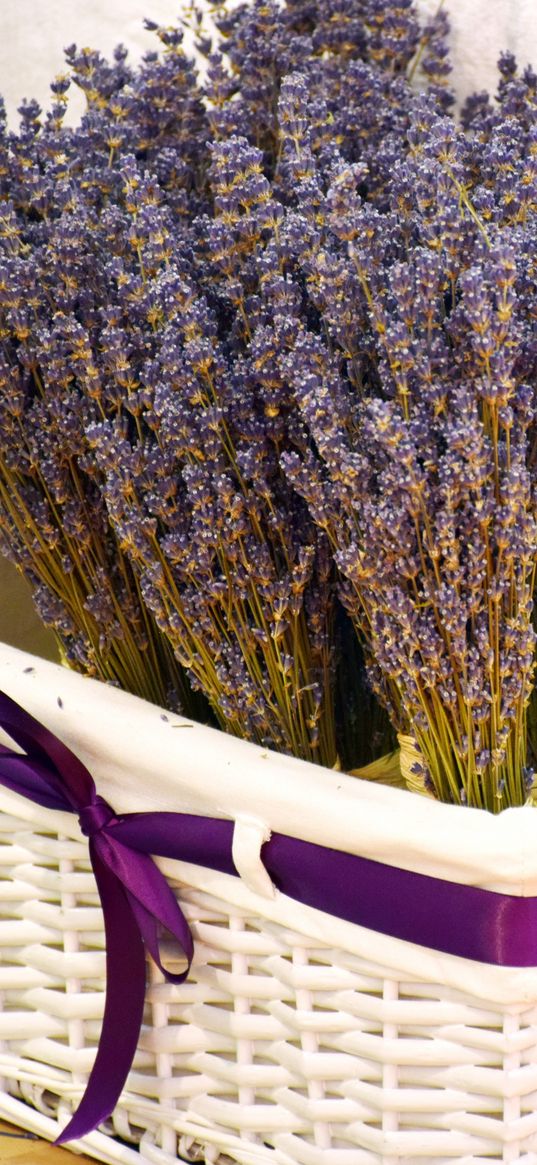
[1,808,537,1164]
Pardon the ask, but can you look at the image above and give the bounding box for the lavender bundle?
[274,83,537,808]
[0,47,337,760]
[0,37,213,714]
[1,3,537,804]
[74,150,337,763]
[0,0,448,763]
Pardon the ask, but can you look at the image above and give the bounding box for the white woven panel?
[1,810,537,1164]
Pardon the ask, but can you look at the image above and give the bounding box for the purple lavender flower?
[2,1,537,801]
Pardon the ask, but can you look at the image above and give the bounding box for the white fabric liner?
[1,641,536,892]
[1,641,537,1006]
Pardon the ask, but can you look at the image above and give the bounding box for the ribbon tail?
[55,844,147,1144]
[99,832,194,983]
[126,888,193,983]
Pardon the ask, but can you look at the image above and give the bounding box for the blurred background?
[0,558,58,660]
[1,0,536,125]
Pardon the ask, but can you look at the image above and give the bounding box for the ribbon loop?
[79,796,117,838]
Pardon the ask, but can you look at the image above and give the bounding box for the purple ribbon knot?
[78,797,117,837]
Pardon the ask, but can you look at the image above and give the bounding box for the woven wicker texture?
[1,808,537,1165]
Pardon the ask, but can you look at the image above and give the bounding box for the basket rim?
[0,640,536,896]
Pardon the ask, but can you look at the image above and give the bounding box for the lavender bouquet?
[0,1,536,808]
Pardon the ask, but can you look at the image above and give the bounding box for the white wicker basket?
[1,642,537,1165]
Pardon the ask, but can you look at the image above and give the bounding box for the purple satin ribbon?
[0,692,536,1145]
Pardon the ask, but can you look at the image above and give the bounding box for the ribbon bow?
[0,692,193,1145]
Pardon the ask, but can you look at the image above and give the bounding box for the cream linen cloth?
[0,0,177,125]
[418,0,537,105]
[1,0,537,125]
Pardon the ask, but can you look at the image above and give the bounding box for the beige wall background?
[0,0,536,128]
[0,558,58,660]
[417,0,537,106]
[0,0,182,127]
